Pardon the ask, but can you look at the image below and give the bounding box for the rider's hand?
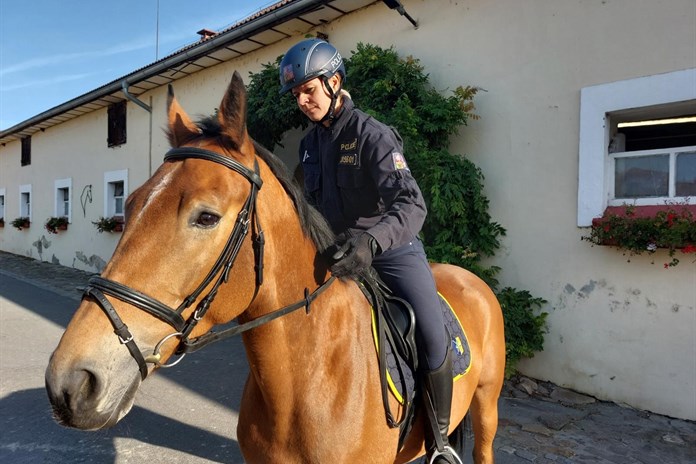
[330,233,379,278]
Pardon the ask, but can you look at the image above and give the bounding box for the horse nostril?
[50,369,100,423]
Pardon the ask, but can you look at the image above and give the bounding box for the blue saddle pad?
[371,292,471,404]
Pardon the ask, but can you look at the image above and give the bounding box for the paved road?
[0,272,248,463]
[1,251,695,463]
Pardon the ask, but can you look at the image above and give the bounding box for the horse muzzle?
[45,351,141,430]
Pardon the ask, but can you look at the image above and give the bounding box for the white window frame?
[19,184,32,220]
[578,68,696,226]
[54,178,73,222]
[608,146,696,205]
[104,170,128,218]
[0,188,6,221]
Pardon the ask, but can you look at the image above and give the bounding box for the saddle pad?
[371,292,471,405]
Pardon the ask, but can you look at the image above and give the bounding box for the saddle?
[357,269,419,449]
[357,268,472,453]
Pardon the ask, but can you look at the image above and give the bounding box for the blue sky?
[0,0,275,130]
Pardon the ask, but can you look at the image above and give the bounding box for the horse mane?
[188,115,336,254]
[252,140,336,253]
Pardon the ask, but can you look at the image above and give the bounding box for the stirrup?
[428,445,464,464]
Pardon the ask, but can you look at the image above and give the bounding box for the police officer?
[279,39,462,464]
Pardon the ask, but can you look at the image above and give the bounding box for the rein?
[83,146,335,380]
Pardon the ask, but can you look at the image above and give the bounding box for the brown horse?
[45,72,505,463]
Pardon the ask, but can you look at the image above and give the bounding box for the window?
[19,184,31,219]
[21,136,31,166]
[578,68,696,226]
[0,188,5,221]
[107,101,127,147]
[608,116,696,205]
[54,178,72,221]
[104,170,128,218]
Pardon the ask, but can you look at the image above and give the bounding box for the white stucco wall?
[0,0,694,419]
[0,103,152,270]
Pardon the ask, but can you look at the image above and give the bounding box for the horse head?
[45,72,302,430]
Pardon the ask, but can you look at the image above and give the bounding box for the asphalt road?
[2,258,694,464]
[0,273,249,463]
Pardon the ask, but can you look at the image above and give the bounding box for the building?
[1,0,694,420]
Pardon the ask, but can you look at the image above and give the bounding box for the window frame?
[19,184,32,220]
[104,170,128,219]
[578,68,696,227]
[54,178,73,222]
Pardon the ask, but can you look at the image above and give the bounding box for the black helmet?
[279,38,345,95]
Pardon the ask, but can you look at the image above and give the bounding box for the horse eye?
[196,212,220,228]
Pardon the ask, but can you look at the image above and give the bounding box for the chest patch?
[339,153,359,166]
[392,152,409,171]
[339,137,359,167]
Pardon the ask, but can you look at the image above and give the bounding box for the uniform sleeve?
[362,125,427,252]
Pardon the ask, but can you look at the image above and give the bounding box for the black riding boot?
[422,349,463,464]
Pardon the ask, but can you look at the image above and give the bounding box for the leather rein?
[82,147,335,380]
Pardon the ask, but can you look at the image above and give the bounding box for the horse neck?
[237,163,375,408]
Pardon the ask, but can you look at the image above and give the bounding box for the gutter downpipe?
[122,80,154,176]
[0,0,341,141]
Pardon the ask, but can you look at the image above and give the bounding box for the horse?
[45,72,506,463]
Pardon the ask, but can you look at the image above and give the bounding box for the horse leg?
[469,382,500,464]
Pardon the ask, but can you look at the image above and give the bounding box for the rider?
[279,38,462,464]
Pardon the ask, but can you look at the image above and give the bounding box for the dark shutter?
[107,101,127,147]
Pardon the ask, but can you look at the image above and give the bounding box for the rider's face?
[291,75,341,123]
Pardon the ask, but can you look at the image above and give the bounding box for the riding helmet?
[279,38,345,95]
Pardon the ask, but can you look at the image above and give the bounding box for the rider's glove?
[330,233,379,278]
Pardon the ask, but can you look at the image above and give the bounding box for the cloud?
[0,40,153,77]
[0,72,97,92]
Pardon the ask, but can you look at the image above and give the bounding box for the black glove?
[330,233,379,278]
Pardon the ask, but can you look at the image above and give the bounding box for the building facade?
[1,0,694,419]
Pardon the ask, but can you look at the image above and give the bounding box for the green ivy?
[246,42,548,376]
[497,288,548,378]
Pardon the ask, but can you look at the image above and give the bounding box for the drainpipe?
[122,80,153,176]
[121,80,152,112]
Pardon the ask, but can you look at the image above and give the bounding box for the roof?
[0,0,379,145]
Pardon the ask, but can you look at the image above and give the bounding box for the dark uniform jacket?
[300,97,427,253]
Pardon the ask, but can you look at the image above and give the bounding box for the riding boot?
[422,348,463,464]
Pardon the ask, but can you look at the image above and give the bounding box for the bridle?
[83,146,335,380]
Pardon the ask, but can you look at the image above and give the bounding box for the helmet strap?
[319,75,343,125]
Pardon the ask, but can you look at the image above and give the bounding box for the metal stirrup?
[428,446,464,464]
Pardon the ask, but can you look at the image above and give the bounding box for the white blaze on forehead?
[132,169,176,222]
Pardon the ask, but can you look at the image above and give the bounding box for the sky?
[0,0,277,131]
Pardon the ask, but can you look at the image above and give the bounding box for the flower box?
[45,217,69,234]
[93,216,124,233]
[11,217,30,230]
[582,204,696,267]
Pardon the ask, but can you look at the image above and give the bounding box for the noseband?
[83,147,334,380]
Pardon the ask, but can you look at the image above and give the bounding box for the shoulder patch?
[392,152,409,171]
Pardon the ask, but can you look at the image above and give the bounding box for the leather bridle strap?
[87,276,186,331]
[82,146,263,379]
[83,284,150,380]
[164,147,263,313]
[179,276,336,354]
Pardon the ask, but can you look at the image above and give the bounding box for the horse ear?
[218,71,250,148]
[166,84,200,147]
